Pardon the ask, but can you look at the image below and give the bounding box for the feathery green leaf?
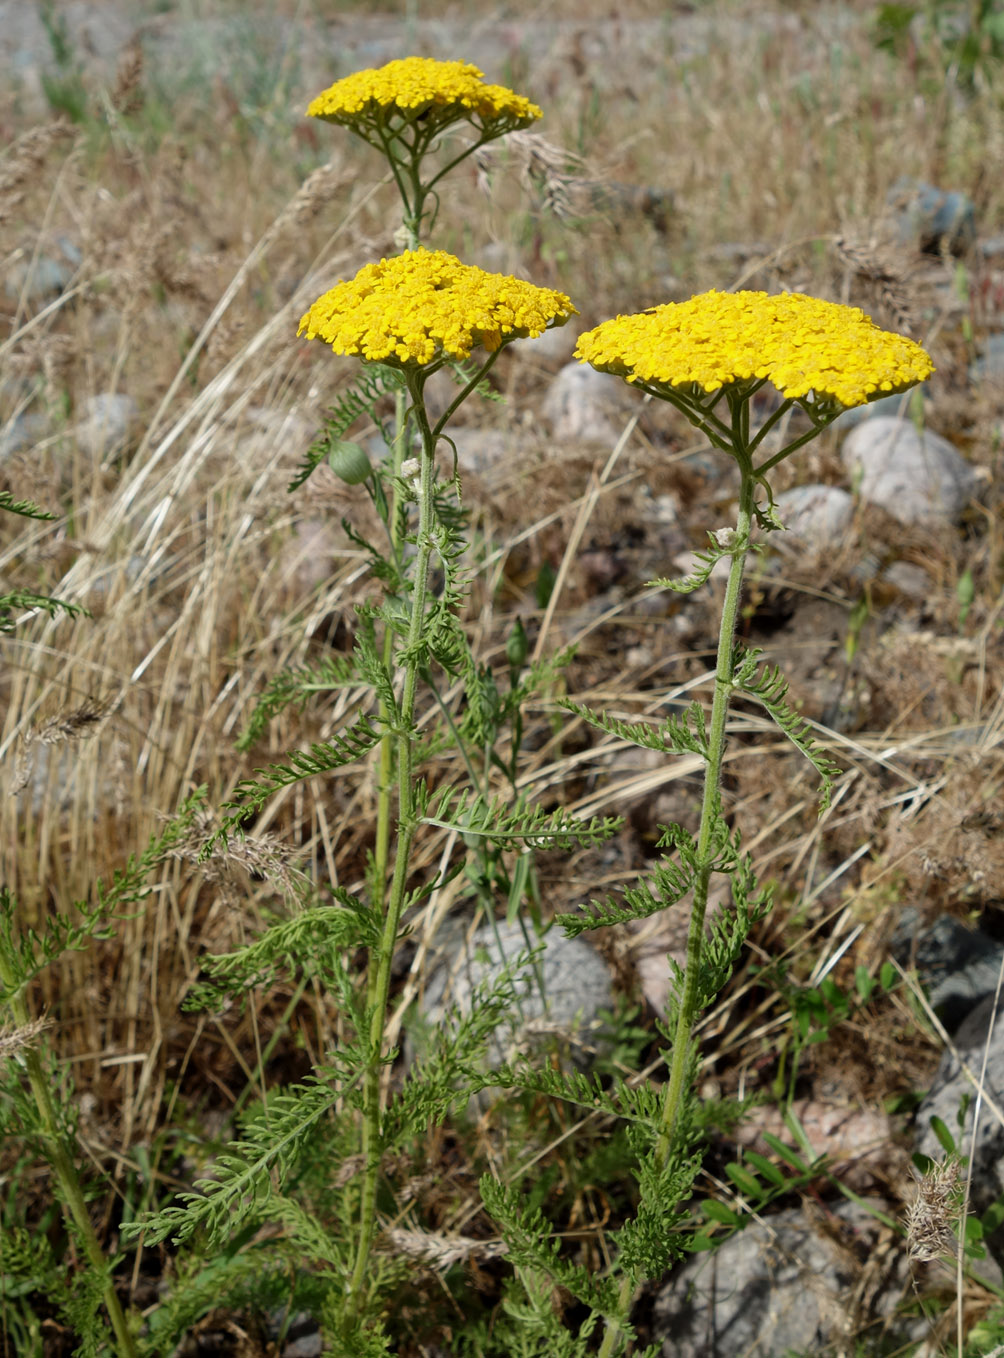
[732,643,842,809]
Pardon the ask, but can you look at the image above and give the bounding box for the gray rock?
[4,236,81,303]
[652,1203,921,1357]
[774,484,854,545]
[890,178,976,255]
[75,393,138,458]
[509,322,578,365]
[969,333,1004,383]
[881,560,932,599]
[414,918,615,1071]
[916,994,1004,1233]
[542,362,623,443]
[453,428,511,481]
[282,1337,322,1358]
[894,912,1004,1034]
[0,411,49,460]
[841,417,976,525]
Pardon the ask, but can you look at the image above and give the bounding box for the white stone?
[542,362,623,443]
[773,484,854,544]
[414,918,614,1071]
[841,416,976,525]
[75,393,138,458]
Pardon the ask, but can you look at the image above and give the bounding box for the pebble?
[894,910,1004,1033]
[0,410,48,459]
[890,177,976,255]
[542,362,624,443]
[413,917,615,1072]
[3,236,81,303]
[833,387,927,430]
[652,1203,923,1356]
[75,392,138,459]
[841,416,976,525]
[773,484,854,545]
[881,560,932,599]
[969,332,1004,383]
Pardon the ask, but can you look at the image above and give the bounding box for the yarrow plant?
[572,291,932,1355]
[96,53,933,1357]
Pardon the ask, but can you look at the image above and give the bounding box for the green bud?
[327,439,371,485]
[506,616,528,672]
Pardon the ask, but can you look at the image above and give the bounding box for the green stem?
[597,415,757,1358]
[0,960,137,1358]
[654,474,754,1167]
[346,371,438,1322]
[370,385,410,931]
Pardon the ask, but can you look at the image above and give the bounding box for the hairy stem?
[597,410,757,1358]
[346,372,437,1320]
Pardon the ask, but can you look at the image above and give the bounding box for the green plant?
[0,798,212,1357]
[3,43,941,1356]
[37,0,90,124]
[119,55,933,1356]
[874,0,1004,92]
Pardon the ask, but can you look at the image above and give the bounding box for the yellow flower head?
[299,250,576,367]
[307,57,541,136]
[575,290,933,410]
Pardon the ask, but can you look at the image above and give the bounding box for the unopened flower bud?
[506,616,528,672]
[327,439,371,485]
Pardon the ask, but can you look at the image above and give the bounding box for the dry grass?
[3,0,1004,1349]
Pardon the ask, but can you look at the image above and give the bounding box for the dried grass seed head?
[299,249,577,366]
[905,1156,963,1264]
[576,289,934,411]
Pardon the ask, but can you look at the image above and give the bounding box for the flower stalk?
[347,371,437,1317]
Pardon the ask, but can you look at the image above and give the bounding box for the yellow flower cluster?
[576,290,933,409]
[307,57,541,131]
[299,250,576,367]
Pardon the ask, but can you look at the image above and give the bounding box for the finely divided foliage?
[1,37,939,1358]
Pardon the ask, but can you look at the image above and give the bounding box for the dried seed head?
[905,1157,963,1263]
[0,1017,52,1069]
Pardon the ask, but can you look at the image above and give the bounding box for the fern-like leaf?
[480,1176,628,1328]
[183,900,371,1012]
[648,529,740,595]
[0,490,57,520]
[420,785,621,851]
[481,1062,664,1130]
[238,654,359,750]
[288,364,406,492]
[732,643,842,809]
[0,791,208,1000]
[558,698,709,759]
[612,1138,702,1282]
[212,715,382,842]
[0,589,88,632]
[125,1076,345,1247]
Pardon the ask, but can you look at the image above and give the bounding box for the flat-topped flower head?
[299,250,576,367]
[307,57,541,139]
[576,290,933,410]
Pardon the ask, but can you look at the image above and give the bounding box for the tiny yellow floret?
[299,250,576,367]
[307,57,541,131]
[575,290,934,410]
